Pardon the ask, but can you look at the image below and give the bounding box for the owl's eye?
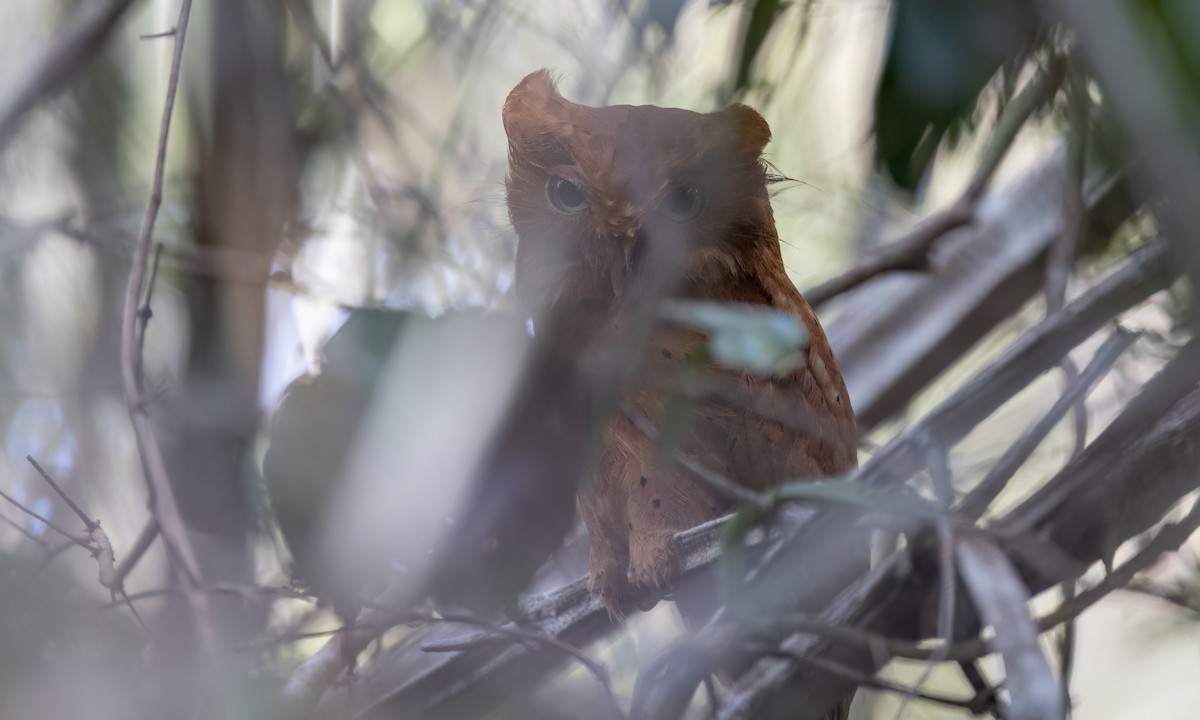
[661,185,704,222]
[546,177,588,214]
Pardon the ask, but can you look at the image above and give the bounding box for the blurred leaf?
[719,503,758,613]
[660,301,808,375]
[1142,0,1200,101]
[264,307,410,616]
[631,0,691,47]
[266,309,592,619]
[733,0,785,95]
[773,478,942,519]
[874,0,1041,192]
[957,534,1064,720]
[654,347,709,471]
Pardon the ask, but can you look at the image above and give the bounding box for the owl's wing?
[663,291,857,488]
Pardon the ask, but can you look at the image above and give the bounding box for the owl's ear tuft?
[504,69,567,142]
[722,104,772,157]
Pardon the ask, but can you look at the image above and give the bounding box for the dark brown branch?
[1036,499,1200,631]
[805,58,1067,309]
[0,0,138,151]
[804,202,974,309]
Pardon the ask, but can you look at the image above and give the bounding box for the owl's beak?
[608,232,640,297]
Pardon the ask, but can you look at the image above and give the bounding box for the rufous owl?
[502,70,858,619]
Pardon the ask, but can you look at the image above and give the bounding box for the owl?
[502,70,858,620]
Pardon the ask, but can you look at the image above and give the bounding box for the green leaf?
[733,0,786,95]
[660,301,808,376]
[654,348,709,471]
[873,0,1040,192]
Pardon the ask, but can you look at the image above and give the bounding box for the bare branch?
[804,202,974,309]
[116,0,218,656]
[0,486,88,547]
[0,510,49,548]
[26,455,97,530]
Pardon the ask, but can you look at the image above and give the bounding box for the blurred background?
[0,1,1198,719]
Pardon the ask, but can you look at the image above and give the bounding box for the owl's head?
[503,70,779,312]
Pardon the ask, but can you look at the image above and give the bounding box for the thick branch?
[804,202,974,309]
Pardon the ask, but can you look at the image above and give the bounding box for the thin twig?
[1047,61,1094,498]
[766,648,987,713]
[23,457,154,639]
[117,0,217,656]
[0,510,49,547]
[140,28,178,40]
[1058,580,1077,717]
[134,243,165,383]
[92,582,313,612]
[804,201,973,308]
[26,455,97,530]
[0,487,88,546]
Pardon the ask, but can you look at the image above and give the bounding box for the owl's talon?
[589,563,631,621]
[636,595,661,612]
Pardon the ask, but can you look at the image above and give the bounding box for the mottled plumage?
[503,70,857,618]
